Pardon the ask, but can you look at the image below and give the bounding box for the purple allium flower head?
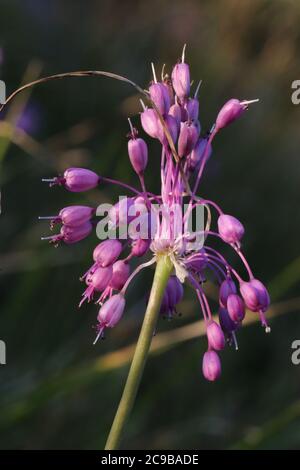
[178,121,199,158]
[227,293,245,323]
[149,82,171,116]
[202,350,221,382]
[218,214,245,244]
[206,320,225,351]
[44,167,100,192]
[93,240,123,267]
[128,132,148,176]
[215,98,259,131]
[40,46,268,370]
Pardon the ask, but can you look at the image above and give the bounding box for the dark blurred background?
[0,0,300,450]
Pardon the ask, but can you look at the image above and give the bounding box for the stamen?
[42,178,56,183]
[38,216,57,220]
[151,62,157,83]
[93,325,105,345]
[241,98,259,107]
[139,99,147,111]
[194,80,202,98]
[181,44,187,63]
[161,63,166,81]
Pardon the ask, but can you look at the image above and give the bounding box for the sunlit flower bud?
[178,121,199,158]
[59,205,94,227]
[157,114,178,146]
[215,98,258,131]
[227,294,245,322]
[128,137,148,175]
[168,103,182,128]
[218,214,245,244]
[219,278,237,307]
[109,260,130,291]
[202,350,221,382]
[140,108,159,139]
[93,239,122,267]
[149,82,171,116]
[171,62,190,102]
[206,320,225,350]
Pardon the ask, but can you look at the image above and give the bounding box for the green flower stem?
[105,254,173,450]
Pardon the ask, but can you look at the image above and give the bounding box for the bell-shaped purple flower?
[130,238,151,257]
[128,137,148,175]
[80,265,113,306]
[168,103,182,128]
[240,279,270,313]
[185,250,207,273]
[157,114,178,146]
[95,294,126,341]
[219,278,237,307]
[215,98,258,131]
[219,307,238,334]
[43,221,93,245]
[218,214,245,244]
[202,350,221,382]
[206,320,225,350]
[149,82,170,116]
[93,239,122,267]
[58,205,94,227]
[171,62,190,102]
[178,121,199,158]
[227,294,245,322]
[140,108,159,139]
[185,97,199,121]
[109,260,130,291]
[47,167,100,192]
[160,275,183,318]
[188,137,212,171]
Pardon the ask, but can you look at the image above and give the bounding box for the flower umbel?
[39,47,269,383]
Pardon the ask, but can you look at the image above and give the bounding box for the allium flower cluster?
[40,47,270,381]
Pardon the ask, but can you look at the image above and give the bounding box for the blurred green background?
[0,0,300,450]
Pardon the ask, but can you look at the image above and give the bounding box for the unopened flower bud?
[42,221,93,245]
[140,108,159,139]
[202,350,221,382]
[215,98,259,131]
[185,97,199,121]
[171,62,190,102]
[93,239,122,267]
[178,121,199,158]
[218,214,245,244]
[59,205,94,227]
[219,278,237,307]
[95,294,126,342]
[219,307,238,333]
[46,168,100,192]
[128,137,148,175]
[157,114,178,146]
[227,294,245,322]
[149,82,170,116]
[168,103,182,128]
[206,321,225,350]
[188,137,212,171]
[130,238,151,257]
[109,260,130,291]
[240,279,270,313]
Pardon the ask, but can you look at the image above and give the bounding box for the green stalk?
[105,254,173,450]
